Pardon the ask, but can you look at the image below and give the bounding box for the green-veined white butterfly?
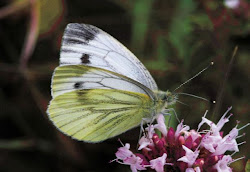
[47,23,177,143]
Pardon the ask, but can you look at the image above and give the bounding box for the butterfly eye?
[162,94,167,101]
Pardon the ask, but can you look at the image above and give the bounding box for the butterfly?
[47,23,177,143]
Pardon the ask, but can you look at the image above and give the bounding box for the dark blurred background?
[0,0,249,171]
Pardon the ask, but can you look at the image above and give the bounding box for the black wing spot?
[73,24,99,41]
[74,82,82,89]
[63,37,85,45]
[81,54,90,64]
[65,24,99,44]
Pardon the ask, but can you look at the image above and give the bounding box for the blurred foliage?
[0,0,63,69]
[246,160,250,172]
[168,0,196,63]
[39,0,64,35]
[0,0,249,171]
[131,0,153,54]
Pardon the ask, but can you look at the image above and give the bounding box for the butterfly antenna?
[177,92,210,102]
[173,62,214,93]
[176,100,189,106]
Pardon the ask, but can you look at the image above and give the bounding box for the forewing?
[47,89,154,142]
[52,65,155,99]
[60,23,158,91]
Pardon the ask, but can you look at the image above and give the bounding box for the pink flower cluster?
[113,107,248,172]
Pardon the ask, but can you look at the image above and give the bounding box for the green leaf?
[246,160,250,172]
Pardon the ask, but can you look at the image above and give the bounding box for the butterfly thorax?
[154,90,178,113]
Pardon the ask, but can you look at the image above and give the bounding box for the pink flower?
[114,143,146,172]
[138,125,155,150]
[113,107,248,172]
[224,0,240,9]
[175,120,190,138]
[216,107,233,133]
[149,153,167,172]
[200,132,222,153]
[123,156,146,172]
[146,125,155,139]
[184,129,201,142]
[115,143,133,160]
[178,145,200,167]
[138,136,153,150]
[198,107,232,137]
[199,107,238,155]
[213,155,232,172]
[154,114,168,136]
[213,127,239,155]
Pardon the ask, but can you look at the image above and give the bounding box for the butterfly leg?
[137,118,151,148]
[161,108,180,123]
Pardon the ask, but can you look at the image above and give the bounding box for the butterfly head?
[156,90,178,106]
[165,91,178,106]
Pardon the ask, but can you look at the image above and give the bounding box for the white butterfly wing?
[51,65,155,100]
[60,23,158,91]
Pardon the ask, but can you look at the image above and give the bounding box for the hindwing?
[48,89,154,142]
